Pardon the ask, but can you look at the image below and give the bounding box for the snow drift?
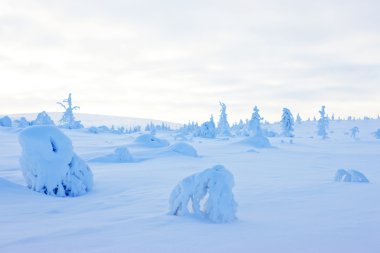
[334,169,369,183]
[169,165,237,223]
[90,147,134,163]
[168,143,198,157]
[134,134,169,148]
[18,126,93,197]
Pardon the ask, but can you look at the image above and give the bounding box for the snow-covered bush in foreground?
[0,116,12,127]
[335,169,369,183]
[90,147,134,163]
[169,165,237,223]
[18,126,93,197]
[134,134,169,148]
[169,143,198,157]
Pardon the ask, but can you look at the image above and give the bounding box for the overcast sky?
[0,0,379,123]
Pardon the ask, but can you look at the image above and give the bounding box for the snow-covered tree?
[317,106,329,139]
[296,113,302,124]
[57,93,83,129]
[169,165,237,223]
[18,125,93,197]
[0,116,12,127]
[350,126,359,139]
[248,106,263,136]
[281,108,295,137]
[374,129,380,139]
[14,117,30,128]
[31,111,55,126]
[217,102,231,136]
[199,115,217,138]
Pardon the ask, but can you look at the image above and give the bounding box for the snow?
[168,143,198,157]
[18,125,93,197]
[90,147,135,163]
[134,133,170,148]
[335,169,369,183]
[169,165,237,223]
[1,118,380,252]
[0,116,12,127]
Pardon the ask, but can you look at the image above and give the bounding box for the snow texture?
[0,116,12,127]
[134,134,169,147]
[90,147,134,163]
[18,125,93,197]
[334,169,369,183]
[169,143,198,157]
[169,165,237,223]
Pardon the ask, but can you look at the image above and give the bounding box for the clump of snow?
[18,126,93,197]
[90,147,134,163]
[334,169,369,183]
[134,134,169,148]
[14,117,30,128]
[375,129,380,139]
[0,116,12,127]
[242,135,271,148]
[169,165,237,223]
[31,111,55,126]
[169,143,198,157]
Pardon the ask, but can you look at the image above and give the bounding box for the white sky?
[0,0,379,123]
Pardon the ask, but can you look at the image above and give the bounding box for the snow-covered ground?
[1,118,380,253]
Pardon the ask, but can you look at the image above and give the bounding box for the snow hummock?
[168,143,198,157]
[169,165,237,223]
[134,134,169,148]
[90,147,134,163]
[18,125,93,197]
[0,116,12,127]
[241,135,271,148]
[335,169,369,183]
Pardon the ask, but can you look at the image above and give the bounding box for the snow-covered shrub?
[281,108,295,137]
[334,169,369,183]
[169,165,237,223]
[31,111,55,126]
[217,102,231,137]
[14,117,30,128]
[241,135,271,148]
[317,106,329,139]
[88,125,110,134]
[90,147,134,163]
[350,127,359,139]
[374,129,380,139]
[248,106,264,136]
[18,126,93,197]
[0,116,12,127]
[199,115,216,138]
[169,143,198,157]
[57,93,83,129]
[134,134,169,147]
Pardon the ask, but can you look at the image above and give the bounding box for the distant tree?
[217,102,231,136]
[281,108,295,137]
[57,93,83,129]
[31,111,54,126]
[248,106,263,136]
[199,115,217,138]
[374,129,380,139]
[296,113,302,124]
[317,106,329,139]
[350,126,359,139]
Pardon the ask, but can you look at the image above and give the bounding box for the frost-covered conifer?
[31,111,55,126]
[317,106,329,139]
[217,102,231,136]
[296,113,302,124]
[350,126,359,139]
[57,93,83,129]
[199,115,217,138]
[169,165,237,223]
[281,108,295,137]
[248,106,263,136]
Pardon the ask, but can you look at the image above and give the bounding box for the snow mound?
[90,147,134,163]
[241,135,271,148]
[31,111,55,126]
[134,134,169,148]
[18,126,93,197]
[169,165,237,223]
[169,143,198,157]
[0,116,12,127]
[335,169,369,183]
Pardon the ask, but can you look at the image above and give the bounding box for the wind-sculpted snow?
[18,126,93,197]
[169,165,237,223]
[335,169,369,183]
[90,147,135,163]
[241,135,271,148]
[134,134,170,148]
[168,143,198,157]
